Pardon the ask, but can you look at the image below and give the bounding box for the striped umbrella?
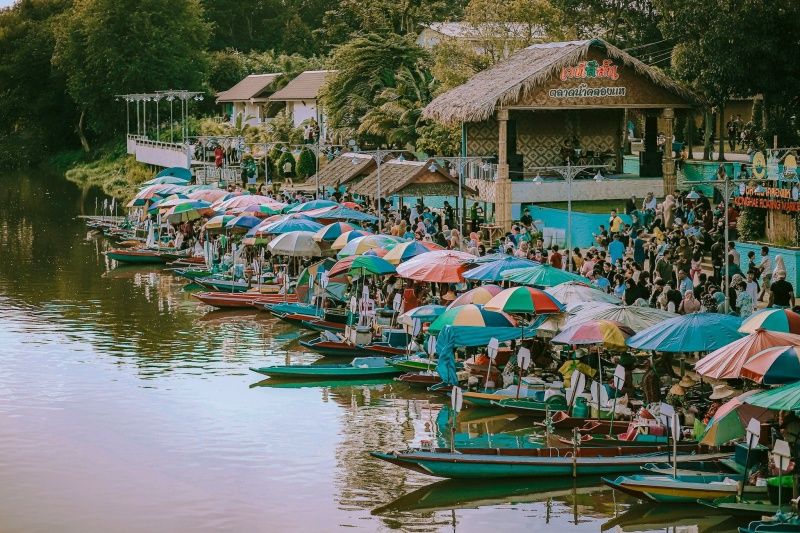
[744,379,800,412]
[700,391,774,446]
[629,313,744,354]
[165,200,215,223]
[329,255,396,277]
[289,199,339,213]
[336,235,401,258]
[502,264,590,288]
[395,250,473,283]
[545,281,621,308]
[225,215,262,233]
[331,230,371,250]
[739,308,800,334]
[398,304,447,324]
[428,304,516,336]
[741,346,800,385]
[484,286,565,315]
[552,320,635,350]
[261,217,324,235]
[313,222,358,242]
[447,285,503,309]
[382,240,436,265]
[204,215,236,232]
[694,329,800,379]
[463,256,540,282]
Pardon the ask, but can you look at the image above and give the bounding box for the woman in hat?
[703,384,735,424]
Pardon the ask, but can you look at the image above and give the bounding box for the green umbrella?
[501,264,591,287]
[744,380,800,411]
[348,255,396,276]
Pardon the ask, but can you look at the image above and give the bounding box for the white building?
[216,73,282,126]
[268,70,337,140]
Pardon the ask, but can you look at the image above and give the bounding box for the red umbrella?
[341,201,361,210]
[695,329,800,380]
[328,256,357,277]
[395,251,472,283]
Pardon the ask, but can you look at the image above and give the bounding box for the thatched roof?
[314,153,375,188]
[348,159,475,198]
[424,38,702,124]
[217,74,281,103]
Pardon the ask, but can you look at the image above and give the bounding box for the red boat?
[194,291,297,309]
[395,372,441,387]
[538,411,629,432]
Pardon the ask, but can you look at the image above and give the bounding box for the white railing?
[195,165,240,186]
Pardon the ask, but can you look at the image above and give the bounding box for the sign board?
[392,293,402,312]
[517,347,531,370]
[746,418,761,449]
[773,439,791,472]
[426,336,437,356]
[613,365,626,391]
[451,386,463,413]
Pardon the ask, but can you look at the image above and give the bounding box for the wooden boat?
[172,267,212,280]
[104,248,166,264]
[299,337,365,357]
[371,447,731,479]
[395,372,441,387]
[740,515,800,533]
[301,318,349,333]
[603,473,765,503]
[463,387,565,410]
[389,355,443,372]
[250,356,405,379]
[360,342,407,357]
[193,291,297,309]
[195,277,251,293]
[489,396,569,417]
[700,496,780,516]
[642,460,737,477]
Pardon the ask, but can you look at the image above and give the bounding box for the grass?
[62,142,153,201]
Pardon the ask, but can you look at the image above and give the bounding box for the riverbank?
[52,143,153,201]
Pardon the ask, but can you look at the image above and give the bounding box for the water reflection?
[0,170,748,532]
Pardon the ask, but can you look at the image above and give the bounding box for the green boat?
[700,496,780,516]
[489,395,568,416]
[740,514,800,533]
[249,377,394,389]
[603,473,763,503]
[172,267,212,280]
[196,277,251,293]
[389,355,449,372]
[104,248,166,264]
[250,356,404,379]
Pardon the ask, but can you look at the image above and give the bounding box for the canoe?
[371,447,731,479]
[561,433,683,447]
[489,396,569,417]
[389,356,444,372]
[172,267,212,280]
[195,278,251,293]
[740,516,800,533]
[193,291,297,309]
[603,473,765,503]
[700,496,780,516]
[250,356,405,379]
[360,342,407,357]
[536,411,629,432]
[299,337,365,357]
[642,460,738,477]
[463,388,566,411]
[395,372,441,387]
[104,248,166,264]
[262,302,323,317]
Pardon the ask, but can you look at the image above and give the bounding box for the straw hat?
[709,384,735,400]
[669,384,686,396]
[678,375,697,388]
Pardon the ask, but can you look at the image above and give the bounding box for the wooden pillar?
[662,107,676,195]
[496,109,512,230]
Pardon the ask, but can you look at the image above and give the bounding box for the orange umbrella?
[695,329,800,380]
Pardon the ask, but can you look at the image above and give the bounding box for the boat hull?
[249,364,404,379]
[104,249,166,264]
[603,474,764,503]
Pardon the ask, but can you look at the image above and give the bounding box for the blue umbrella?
[313,222,362,242]
[626,313,744,353]
[225,215,262,232]
[260,217,324,235]
[401,304,447,323]
[310,206,378,222]
[142,175,190,186]
[288,199,339,213]
[155,167,192,181]
[463,256,541,282]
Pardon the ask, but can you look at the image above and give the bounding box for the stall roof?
[424,37,702,124]
[315,153,376,189]
[269,70,337,102]
[348,159,476,198]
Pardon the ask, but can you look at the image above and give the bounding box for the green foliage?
[737,206,766,243]
[277,150,296,177]
[552,0,663,48]
[415,123,461,156]
[65,150,153,200]
[268,111,304,144]
[296,147,317,179]
[52,0,211,145]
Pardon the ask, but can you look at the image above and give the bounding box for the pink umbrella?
[396,251,473,283]
[448,285,503,309]
[187,189,228,203]
[741,345,800,384]
[695,329,800,380]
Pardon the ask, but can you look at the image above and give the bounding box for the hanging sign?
[517,347,531,370]
[451,386,464,413]
[733,184,800,211]
[560,59,620,81]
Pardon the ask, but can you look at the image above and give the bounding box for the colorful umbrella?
[204,214,236,232]
[428,304,516,336]
[552,320,635,350]
[262,217,324,235]
[382,241,437,265]
[568,304,678,333]
[188,189,228,203]
[225,215,262,233]
[308,206,377,222]
[363,247,388,258]
[142,175,190,186]
[331,230,371,250]
[266,231,322,257]
[258,203,286,216]
[744,380,800,412]
[313,222,358,242]
[463,256,540,282]
[447,285,503,309]
[694,329,800,379]
[501,264,591,287]
[627,313,743,353]
[336,235,401,258]
[545,281,621,308]
[484,286,565,315]
[739,308,800,334]
[341,201,361,210]
[741,345,800,385]
[289,199,339,213]
[700,390,774,446]
[398,304,447,324]
[333,255,396,277]
[165,200,215,223]
[155,166,192,181]
[395,250,473,283]
[213,194,282,213]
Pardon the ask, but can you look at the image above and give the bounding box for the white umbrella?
[266,231,322,258]
[566,304,679,333]
[545,281,621,308]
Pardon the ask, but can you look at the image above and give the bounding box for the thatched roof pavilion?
[347,159,476,199]
[422,37,701,231]
[314,152,375,189]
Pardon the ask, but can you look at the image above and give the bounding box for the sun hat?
[709,384,735,400]
[669,384,686,396]
[678,375,697,388]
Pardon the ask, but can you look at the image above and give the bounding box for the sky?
[0,0,16,7]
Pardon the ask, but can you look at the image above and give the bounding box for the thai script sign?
[549,83,626,99]
[734,183,800,211]
[560,59,620,81]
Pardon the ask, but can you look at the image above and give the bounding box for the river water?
[0,171,744,532]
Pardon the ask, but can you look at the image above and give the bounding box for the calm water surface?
[0,171,744,532]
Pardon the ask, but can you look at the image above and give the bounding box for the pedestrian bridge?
[126,135,191,168]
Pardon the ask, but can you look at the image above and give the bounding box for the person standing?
[758,246,772,301]
[609,209,623,235]
[632,229,646,269]
[769,271,795,309]
[608,233,625,266]
[549,245,563,269]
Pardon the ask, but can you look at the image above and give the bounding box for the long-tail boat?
[538,411,629,432]
[104,248,167,264]
[395,372,441,387]
[489,395,569,417]
[250,356,405,379]
[193,291,297,309]
[371,446,730,479]
[603,473,763,503]
[299,336,367,357]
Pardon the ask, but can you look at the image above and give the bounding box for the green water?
[0,171,745,532]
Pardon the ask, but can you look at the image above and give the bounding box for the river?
[0,171,743,532]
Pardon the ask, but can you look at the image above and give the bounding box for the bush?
[737,206,766,242]
[296,147,316,179]
[277,151,296,177]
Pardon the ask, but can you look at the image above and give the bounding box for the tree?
[322,33,431,146]
[296,147,316,178]
[277,150,296,177]
[415,122,461,156]
[52,0,211,150]
[551,0,663,49]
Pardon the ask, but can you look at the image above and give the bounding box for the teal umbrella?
[502,264,590,287]
[744,380,800,411]
[627,313,743,353]
[429,304,516,336]
[464,256,541,282]
[289,199,339,213]
[348,255,396,275]
[155,166,192,181]
[143,175,190,186]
